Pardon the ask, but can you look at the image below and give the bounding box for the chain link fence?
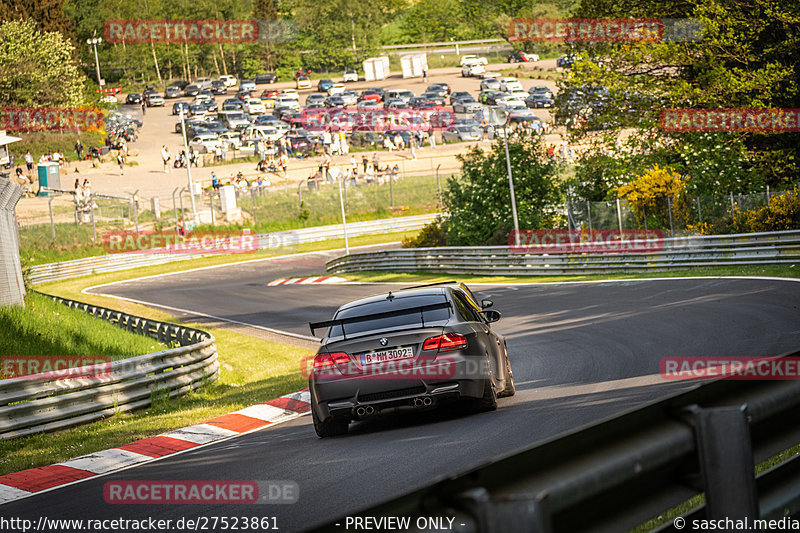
[567,187,800,235]
[0,176,26,306]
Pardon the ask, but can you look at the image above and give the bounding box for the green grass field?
[0,292,165,358]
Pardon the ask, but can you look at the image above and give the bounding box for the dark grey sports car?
[308,282,515,437]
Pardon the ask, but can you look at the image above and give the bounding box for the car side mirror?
[482,310,501,323]
[481,299,493,309]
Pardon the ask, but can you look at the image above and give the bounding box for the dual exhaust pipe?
[355,396,433,418]
[413,396,433,408]
[355,405,375,418]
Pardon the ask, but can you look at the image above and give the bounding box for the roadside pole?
[338,175,349,254]
[179,108,199,226]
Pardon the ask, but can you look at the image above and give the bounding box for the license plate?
[360,347,414,365]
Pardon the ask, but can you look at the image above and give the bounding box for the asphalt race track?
[6,249,800,532]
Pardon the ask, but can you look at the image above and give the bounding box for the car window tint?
[328,295,451,338]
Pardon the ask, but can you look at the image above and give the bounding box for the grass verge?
[0,291,165,361]
[0,323,311,476]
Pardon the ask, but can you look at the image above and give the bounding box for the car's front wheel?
[312,407,349,438]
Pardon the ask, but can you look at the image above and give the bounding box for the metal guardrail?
[318,349,800,532]
[27,214,439,285]
[326,230,800,275]
[0,294,218,440]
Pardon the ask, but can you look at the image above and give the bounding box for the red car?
[359,89,382,103]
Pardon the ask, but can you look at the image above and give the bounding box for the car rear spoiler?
[308,301,451,338]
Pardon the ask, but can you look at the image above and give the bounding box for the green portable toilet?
[37,162,61,196]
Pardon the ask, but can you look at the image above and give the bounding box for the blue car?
[172,102,190,115]
[317,79,335,92]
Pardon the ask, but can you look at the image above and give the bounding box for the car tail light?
[313,352,349,373]
[422,333,467,352]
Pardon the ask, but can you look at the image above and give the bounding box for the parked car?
[480,78,501,91]
[165,86,181,98]
[146,94,165,107]
[525,94,554,108]
[255,72,278,84]
[306,93,327,106]
[172,101,190,115]
[385,89,414,104]
[218,131,243,150]
[184,84,200,97]
[296,76,312,90]
[449,91,471,105]
[343,69,358,83]
[210,80,227,95]
[218,111,252,131]
[460,55,488,66]
[221,98,244,111]
[189,133,223,153]
[453,99,483,114]
[498,77,524,92]
[125,93,143,105]
[327,83,345,96]
[203,121,229,135]
[239,79,257,93]
[307,282,513,437]
[317,79,335,92]
[243,97,267,115]
[529,86,555,99]
[170,79,190,90]
[442,125,483,143]
[462,62,486,77]
[219,75,238,87]
[508,51,539,63]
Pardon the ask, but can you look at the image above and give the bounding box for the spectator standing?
[161,145,170,173]
[212,172,220,190]
[422,66,428,83]
[372,152,380,172]
[24,151,33,175]
[75,139,84,160]
[322,129,332,155]
[362,155,368,173]
[141,101,146,115]
[117,152,125,175]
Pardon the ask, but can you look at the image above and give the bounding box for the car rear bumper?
[310,358,488,422]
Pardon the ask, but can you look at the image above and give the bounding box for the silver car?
[442,125,483,143]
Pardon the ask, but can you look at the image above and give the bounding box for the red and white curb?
[0,389,311,505]
[267,276,347,286]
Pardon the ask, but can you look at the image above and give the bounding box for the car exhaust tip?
[413,398,423,407]
[365,405,375,415]
[422,397,433,406]
[356,407,366,417]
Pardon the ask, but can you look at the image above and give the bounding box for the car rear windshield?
[328,295,451,338]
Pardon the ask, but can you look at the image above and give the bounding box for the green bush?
[402,217,448,248]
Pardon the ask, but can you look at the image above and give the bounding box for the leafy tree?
[565,0,800,195]
[0,19,86,107]
[445,133,562,245]
[0,0,75,40]
[400,0,463,43]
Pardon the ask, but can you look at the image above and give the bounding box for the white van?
[194,77,214,90]
[460,55,488,66]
